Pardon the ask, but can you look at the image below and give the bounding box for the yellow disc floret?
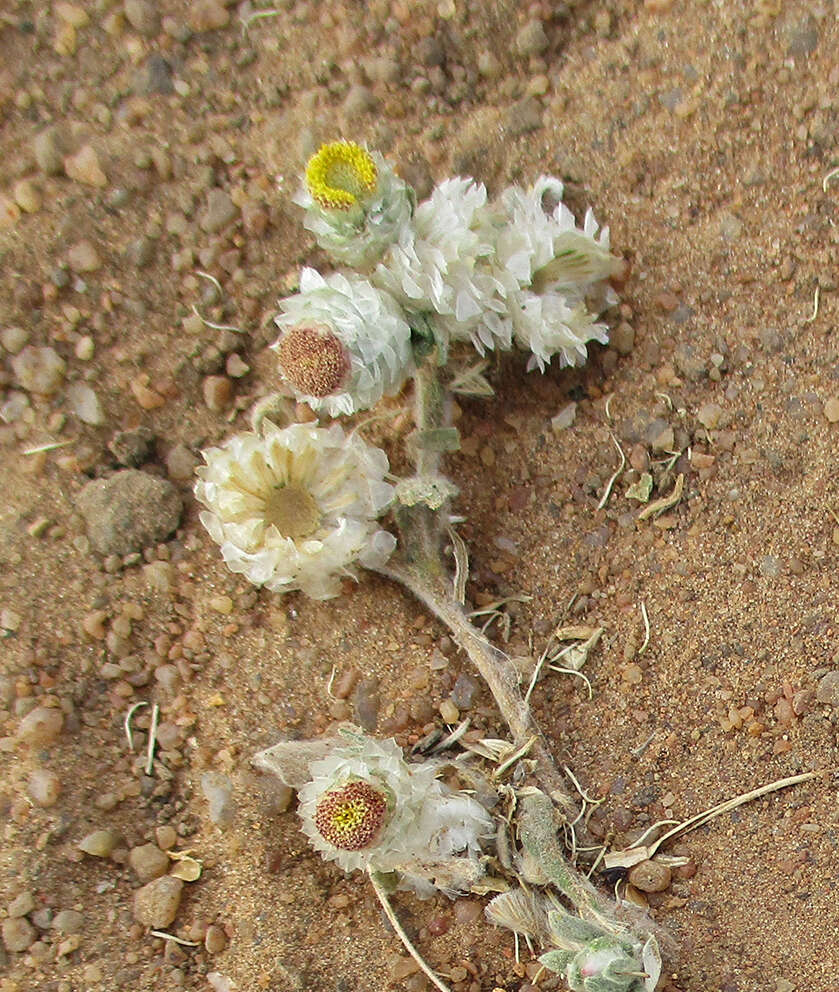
[314,779,389,851]
[305,141,378,212]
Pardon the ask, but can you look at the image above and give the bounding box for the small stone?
[56,3,90,27]
[76,469,183,556]
[200,189,238,233]
[18,706,64,745]
[451,674,478,709]
[78,829,120,858]
[673,345,705,381]
[109,427,156,467]
[189,0,230,31]
[203,375,233,412]
[759,556,781,578]
[67,240,102,273]
[135,54,174,95]
[697,403,723,430]
[551,402,577,432]
[1,608,21,631]
[453,899,482,924]
[816,671,839,706]
[354,677,380,731]
[343,84,377,117]
[165,443,198,481]
[204,924,227,954]
[610,322,635,356]
[130,376,166,410]
[785,14,819,57]
[0,196,21,230]
[51,910,84,934]
[627,859,671,893]
[129,844,170,883]
[66,382,104,425]
[64,145,107,187]
[34,127,67,176]
[13,179,42,214]
[439,698,459,723]
[8,892,35,918]
[125,236,156,268]
[505,96,543,136]
[225,353,249,378]
[516,19,549,56]
[156,825,177,850]
[2,917,36,953]
[124,0,160,36]
[823,398,839,423]
[2,326,29,354]
[201,772,236,829]
[650,426,674,452]
[134,876,183,928]
[718,212,743,242]
[28,769,61,808]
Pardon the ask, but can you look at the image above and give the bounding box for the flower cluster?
[195,139,621,600]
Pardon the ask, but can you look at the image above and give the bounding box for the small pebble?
[697,403,723,430]
[551,402,577,432]
[34,127,66,176]
[610,322,635,356]
[78,829,120,858]
[201,772,236,829]
[28,768,61,807]
[64,145,107,187]
[51,910,84,934]
[204,924,228,954]
[11,346,66,395]
[1,326,29,354]
[109,427,155,467]
[203,375,233,412]
[2,917,36,953]
[134,876,184,928]
[200,190,238,233]
[823,398,839,423]
[189,0,230,31]
[516,19,549,56]
[627,859,672,893]
[439,698,459,723]
[13,179,42,214]
[156,825,177,850]
[0,196,21,229]
[18,706,64,745]
[67,382,104,425]
[129,844,170,883]
[816,671,839,706]
[124,0,160,36]
[7,892,35,918]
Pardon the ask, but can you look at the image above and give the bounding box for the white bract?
[194,422,396,599]
[374,177,512,355]
[274,268,413,417]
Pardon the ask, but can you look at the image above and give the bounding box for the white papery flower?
[194,422,396,600]
[493,176,621,293]
[375,177,512,354]
[273,268,413,417]
[292,730,493,891]
[509,288,610,372]
[294,141,414,270]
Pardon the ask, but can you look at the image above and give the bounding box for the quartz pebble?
[8,892,35,918]
[134,876,184,928]
[823,398,839,423]
[67,240,102,273]
[202,772,236,828]
[67,382,104,425]
[28,768,61,807]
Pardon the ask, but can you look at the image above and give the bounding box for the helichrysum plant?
[196,139,661,992]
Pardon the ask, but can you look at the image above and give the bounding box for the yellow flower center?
[264,483,321,541]
[314,780,389,851]
[275,322,350,397]
[306,141,378,211]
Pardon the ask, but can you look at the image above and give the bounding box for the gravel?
[78,829,120,858]
[129,843,171,883]
[17,706,64,745]
[2,918,36,953]
[11,346,66,395]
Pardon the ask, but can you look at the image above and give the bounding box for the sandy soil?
[1,1,838,990]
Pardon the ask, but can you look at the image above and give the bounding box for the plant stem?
[369,871,453,992]
[376,559,576,814]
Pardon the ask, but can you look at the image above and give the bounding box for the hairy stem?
[376,559,576,813]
